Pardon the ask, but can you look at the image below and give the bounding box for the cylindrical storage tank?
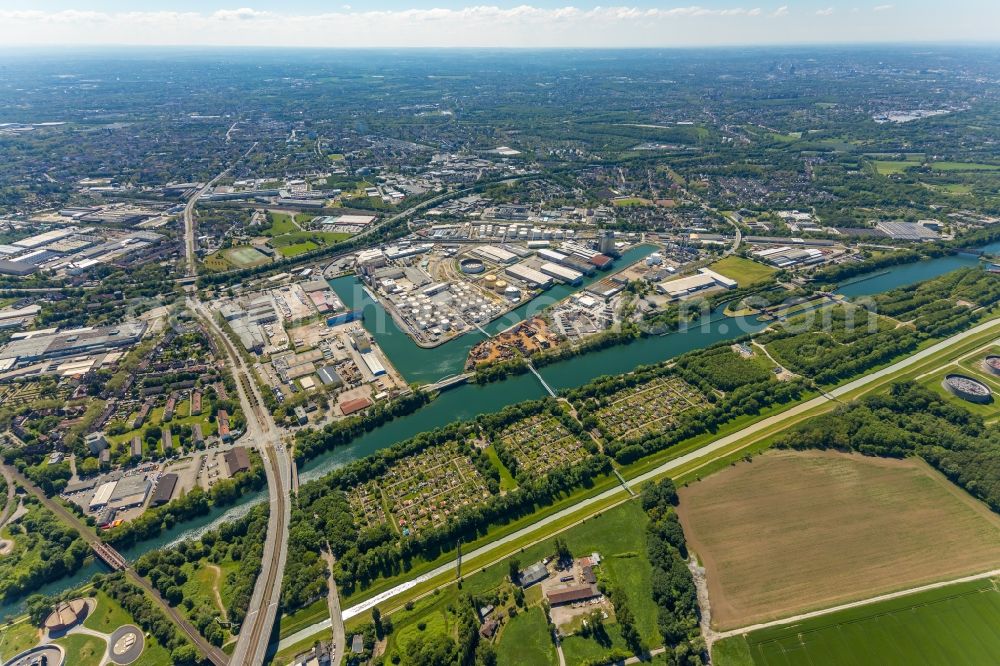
[983,355,1000,376]
[484,275,497,289]
[440,319,451,331]
[505,286,520,298]
[943,374,993,404]
[495,280,508,293]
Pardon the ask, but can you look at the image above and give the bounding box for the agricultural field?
[490,413,590,481]
[589,375,706,442]
[347,440,493,537]
[708,256,776,288]
[677,450,1000,630]
[714,577,1000,666]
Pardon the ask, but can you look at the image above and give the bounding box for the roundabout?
[107,624,144,665]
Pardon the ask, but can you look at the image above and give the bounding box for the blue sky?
[0,2,996,48]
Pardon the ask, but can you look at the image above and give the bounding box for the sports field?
[677,450,1000,630]
[709,256,776,287]
[224,246,270,267]
[715,577,1000,666]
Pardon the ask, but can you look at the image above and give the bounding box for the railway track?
[194,300,290,666]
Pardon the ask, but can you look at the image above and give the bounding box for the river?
[6,249,984,618]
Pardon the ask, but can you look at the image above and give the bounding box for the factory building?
[361,352,386,376]
[0,321,146,367]
[89,481,118,511]
[656,269,738,300]
[473,245,518,265]
[752,246,825,268]
[540,262,583,286]
[504,264,553,289]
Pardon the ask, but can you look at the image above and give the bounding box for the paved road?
[322,547,346,666]
[192,299,291,666]
[276,315,1000,651]
[1,465,228,665]
[183,143,257,276]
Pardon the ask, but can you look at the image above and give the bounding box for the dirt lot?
[677,450,1000,630]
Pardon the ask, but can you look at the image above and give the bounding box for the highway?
[191,297,291,666]
[181,139,290,665]
[275,315,1000,652]
[1,464,229,666]
[183,142,258,277]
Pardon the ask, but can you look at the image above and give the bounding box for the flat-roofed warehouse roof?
[14,227,78,249]
[150,473,178,506]
[89,480,117,510]
[0,321,146,365]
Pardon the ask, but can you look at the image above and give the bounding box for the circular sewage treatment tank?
[942,373,993,404]
[460,258,485,275]
[983,355,1000,376]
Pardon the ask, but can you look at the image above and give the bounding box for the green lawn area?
[84,590,132,633]
[378,501,659,666]
[223,246,270,268]
[485,445,517,491]
[709,256,776,288]
[264,212,298,236]
[277,242,319,257]
[54,633,106,666]
[720,577,1000,666]
[108,400,218,456]
[276,599,329,641]
[269,627,333,666]
[611,198,651,207]
[0,621,39,661]
[872,160,920,175]
[930,161,1000,172]
[918,365,999,419]
[496,608,557,666]
[712,635,754,666]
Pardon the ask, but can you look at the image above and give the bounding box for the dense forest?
[0,497,89,604]
[642,479,705,664]
[135,503,269,646]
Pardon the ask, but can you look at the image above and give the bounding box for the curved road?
[192,298,291,666]
[1,465,228,665]
[276,315,1000,651]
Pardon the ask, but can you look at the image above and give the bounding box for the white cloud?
[0,3,992,47]
[211,8,271,21]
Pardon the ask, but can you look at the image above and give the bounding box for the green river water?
[1,248,984,619]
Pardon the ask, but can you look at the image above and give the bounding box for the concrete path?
[276,317,1000,652]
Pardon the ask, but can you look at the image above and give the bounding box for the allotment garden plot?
[347,440,492,537]
[591,376,706,441]
[491,413,590,480]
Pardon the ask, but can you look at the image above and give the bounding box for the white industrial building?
[89,481,118,511]
[473,245,518,265]
[504,263,553,289]
[657,269,738,300]
[540,262,583,285]
[753,246,825,268]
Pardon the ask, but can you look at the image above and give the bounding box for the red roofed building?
[589,254,613,270]
[340,397,373,416]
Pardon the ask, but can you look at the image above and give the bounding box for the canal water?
[7,250,985,618]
